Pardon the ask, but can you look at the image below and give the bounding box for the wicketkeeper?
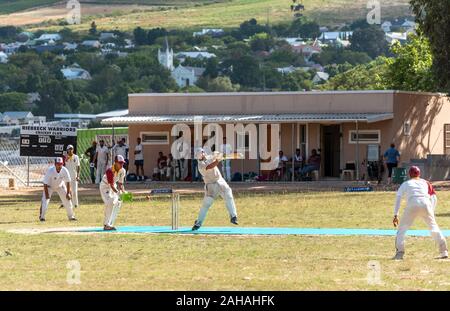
[100,155,127,231]
[40,157,76,222]
[192,148,238,230]
[393,166,448,260]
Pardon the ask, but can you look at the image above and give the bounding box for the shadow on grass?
[436,213,450,217]
[0,220,37,224]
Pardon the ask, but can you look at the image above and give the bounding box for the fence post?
[27,156,30,187]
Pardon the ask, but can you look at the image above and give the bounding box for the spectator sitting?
[157,151,168,181]
[270,150,288,181]
[300,149,321,178]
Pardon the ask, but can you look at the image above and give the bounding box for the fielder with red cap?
[40,157,76,221]
[392,166,448,259]
[100,155,127,230]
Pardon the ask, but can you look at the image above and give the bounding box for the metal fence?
[0,127,129,188]
[0,137,53,188]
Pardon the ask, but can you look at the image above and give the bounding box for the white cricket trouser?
[196,178,237,225]
[178,159,188,180]
[222,160,231,182]
[431,195,437,213]
[395,197,448,257]
[40,185,74,220]
[96,161,107,184]
[100,184,122,226]
[70,180,79,207]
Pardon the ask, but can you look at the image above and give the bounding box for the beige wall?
[129,91,394,115]
[125,92,450,178]
[339,93,450,169]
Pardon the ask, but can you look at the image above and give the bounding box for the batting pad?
[78,226,450,237]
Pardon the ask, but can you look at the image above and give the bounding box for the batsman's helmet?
[409,166,420,178]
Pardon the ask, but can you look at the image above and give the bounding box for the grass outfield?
[0,191,449,290]
[1,0,412,31]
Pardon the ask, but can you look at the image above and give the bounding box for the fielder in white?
[40,157,76,221]
[393,166,448,260]
[94,139,110,184]
[64,145,80,208]
[100,155,126,231]
[192,148,238,230]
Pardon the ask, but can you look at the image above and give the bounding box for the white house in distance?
[100,32,117,42]
[193,29,224,37]
[312,71,330,84]
[61,64,92,80]
[158,37,206,88]
[319,31,353,43]
[81,40,101,49]
[175,51,216,63]
[277,66,300,75]
[0,111,46,126]
[172,65,205,88]
[0,51,8,63]
[36,33,62,43]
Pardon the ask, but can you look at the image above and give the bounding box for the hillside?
[0,0,413,31]
[0,0,223,14]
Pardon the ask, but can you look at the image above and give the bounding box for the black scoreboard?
[20,125,77,157]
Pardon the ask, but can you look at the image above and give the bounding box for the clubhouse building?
[102,91,450,181]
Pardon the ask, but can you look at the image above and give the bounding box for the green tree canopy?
[410,0,450,92]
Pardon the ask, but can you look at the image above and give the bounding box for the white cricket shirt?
[65,154,80,180]
[394,178,433,215]
[96,145,109,163]
[43,166,71,188]
[135,144,144,161]
[198,155,222,184]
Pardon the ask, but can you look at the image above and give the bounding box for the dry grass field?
[0,0,412,30]
[0,190,449,290]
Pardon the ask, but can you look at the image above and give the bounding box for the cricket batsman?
[100,155,126,231]
[192,148,238,230]
[64,145,80,208]
[392,166,448,260]
[40,157,76,222]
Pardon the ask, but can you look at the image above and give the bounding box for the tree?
[350,25,389,58]
[59,28,80,42]
[89,21,97,35]
[320,57,389,90]
[0,26,20,42]
[203,58,219,79]
[249,33,276,52]
[288,17,321,38]
[230,55,261,87]
[312,47,371,66]
[207,77,239,92]
[384,34,436,92]
[0,92,27,111]
[410,0,450,92]
[349,19,371,30]
[133,27,148,46]
[147,27,168,45]
[234,18,268,39]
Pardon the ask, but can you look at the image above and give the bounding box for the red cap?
[409,166,420,178]
[55,157,64,164]
[115,155,125,164]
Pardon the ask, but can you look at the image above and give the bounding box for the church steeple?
[158,36,174,71]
